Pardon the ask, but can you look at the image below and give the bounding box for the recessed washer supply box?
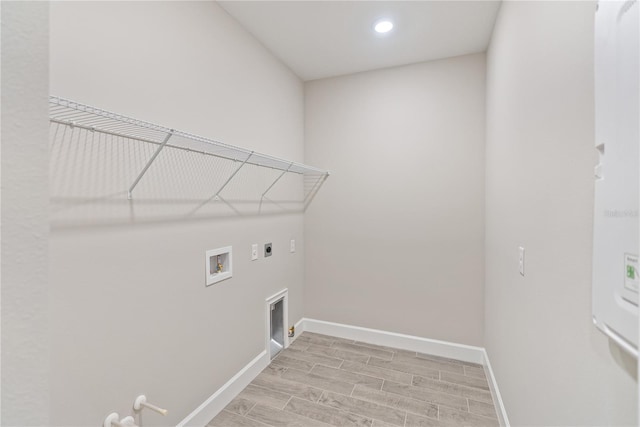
[206,246,232,286]
[592,0,639,356]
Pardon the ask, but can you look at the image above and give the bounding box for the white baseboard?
[291,317,305,341]
[300,318,509,426]
[177,318,509,427]
[482,349,510,427]
[176,350,269,427]
[176,315,306,427]
[301,318,484,364]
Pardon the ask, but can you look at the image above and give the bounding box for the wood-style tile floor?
[208,332,499,427]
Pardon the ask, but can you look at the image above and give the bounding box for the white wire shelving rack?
[49,96,330,200]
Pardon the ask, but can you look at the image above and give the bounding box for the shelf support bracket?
[128,130,174,199]
[261,162,293,199]
[214,151,254,199]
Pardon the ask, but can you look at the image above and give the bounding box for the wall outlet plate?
[265,243,272,257]
[290,239,295,253]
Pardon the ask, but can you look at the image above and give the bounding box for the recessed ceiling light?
[374,20,394,34]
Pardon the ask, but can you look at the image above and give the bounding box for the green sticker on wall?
[627,265,636,280]
[624,253,639,293]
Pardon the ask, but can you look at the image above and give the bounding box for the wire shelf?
[49,96,329,200]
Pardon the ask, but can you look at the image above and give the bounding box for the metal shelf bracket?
[261,162,294,199]
[128,130,174,199]
[213,151,254,200]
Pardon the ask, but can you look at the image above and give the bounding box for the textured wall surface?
[485,1,637,425]
[1,1,50,425]
[304,54,486,346]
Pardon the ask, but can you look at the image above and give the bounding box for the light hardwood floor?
[208,332,499,427]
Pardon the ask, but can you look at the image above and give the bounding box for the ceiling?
[218,1,502,81]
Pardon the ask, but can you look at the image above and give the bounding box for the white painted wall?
[304,54,486,346]
[485,1,637,425]
[49,2,304,425]
[1,2,50,425]
[12,1,636,425]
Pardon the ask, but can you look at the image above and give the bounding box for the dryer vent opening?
[270,298,284,359]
